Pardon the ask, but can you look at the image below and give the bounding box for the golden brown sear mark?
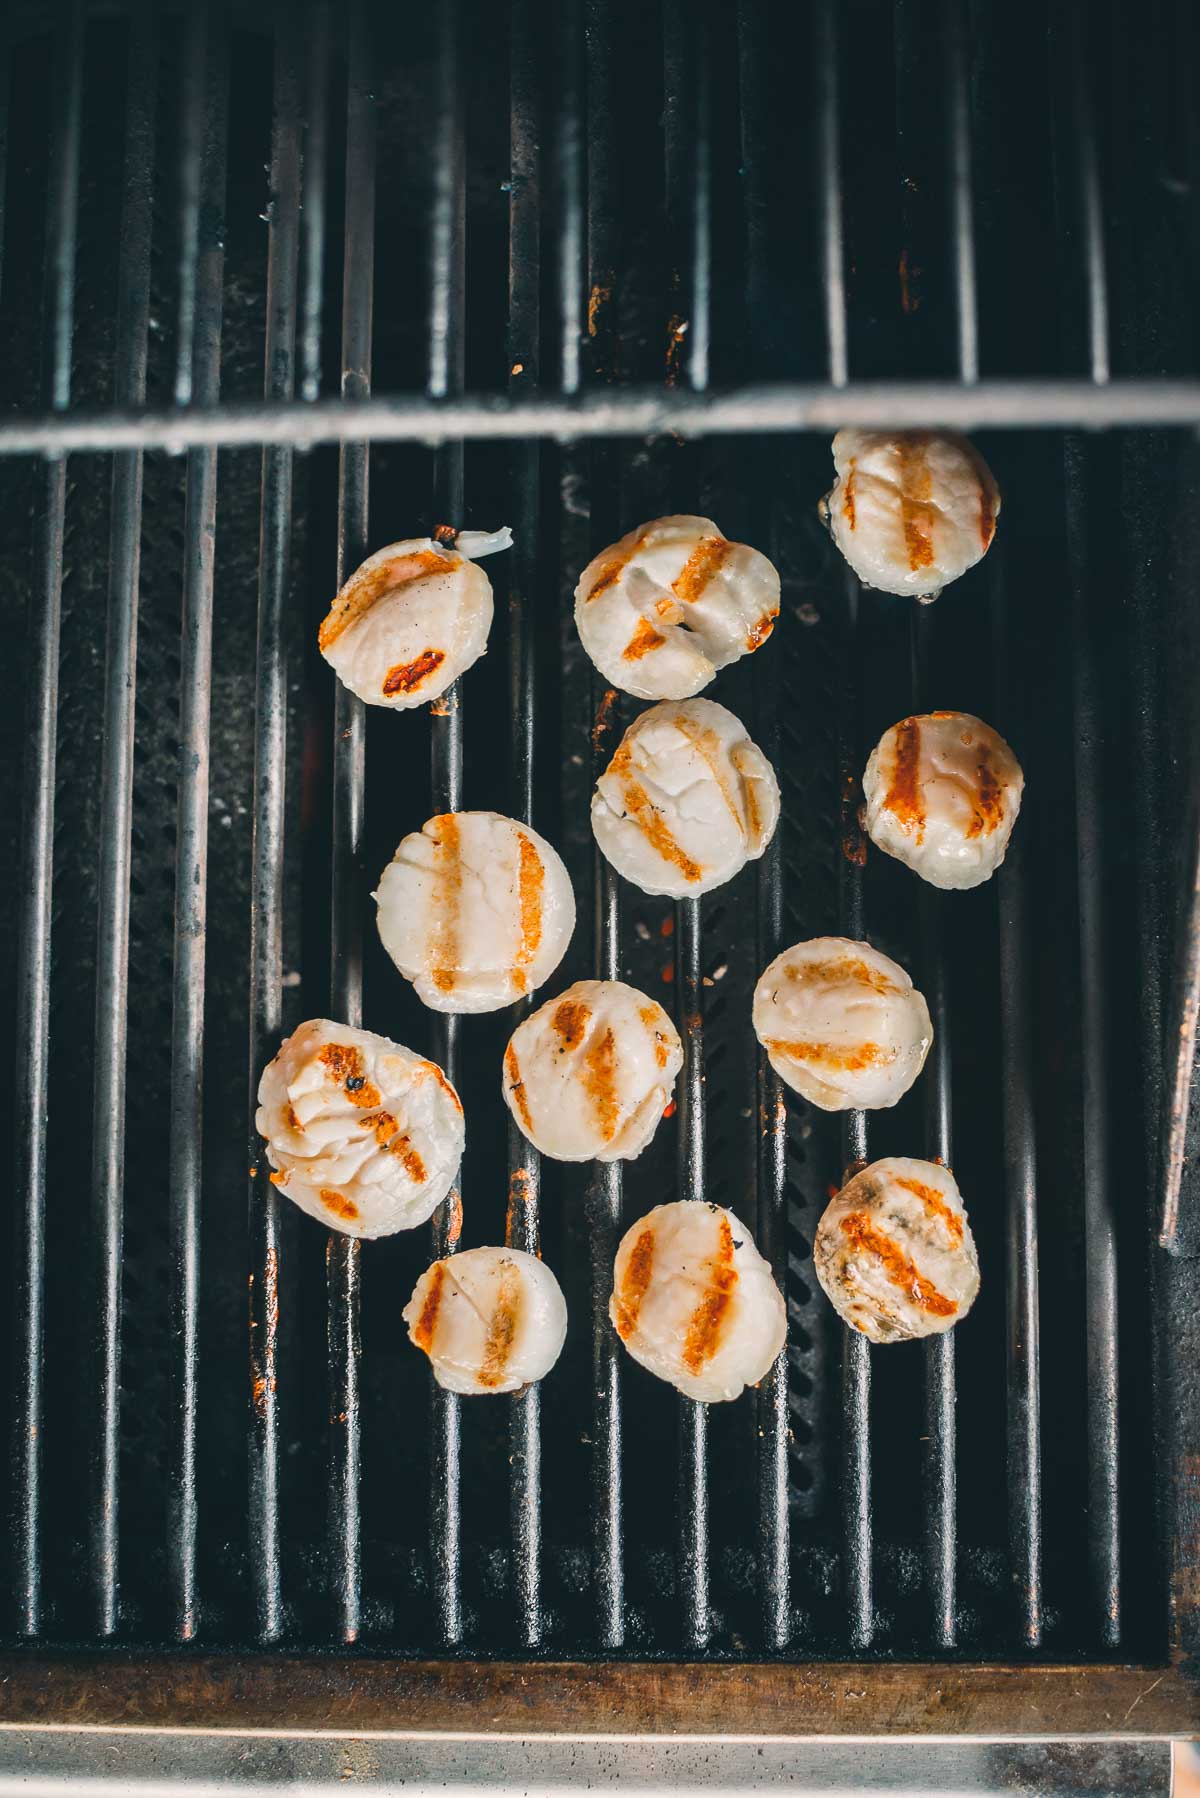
[285,1104,303,1132]
[609,746,704,882]
[585,530,646,603]
[582,1026,620,1142]
[639,1005,670,1068]
[839,1212,957,1317]
[896,437,935,573]
[382,647,445,697]
[842,457,857,530]
[505,1044,534,1134]
[357,1110,427,1182]
[412,1261,447,1351]
[418,1060,463,1113]
[612,1226,656,1340]
[786,955,901,996]
[428,813,461,995]
[764,1038,892,1073]
[966,743,1005,839]
[623,616,667,661]
[884,717,925,841]
[318,549,457,652]
[682,1214,739,1373]
[746,612,777,651]
[478,1263,522,1388]
[894,1175,963,1244]
[552,998,591,1051]
[318,1041,381,1108]
[319,1188,360,1222]
[513,833,544,994]
[672,535,733,604]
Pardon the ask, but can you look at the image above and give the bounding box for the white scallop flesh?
[403,1246,568,1396]
[821,430,1000,600]
[319,529,510,708]
[255,1018,464,1240]
[609,1201,787,1403]
[374,811,576,1014]
[863,711,1024,890]
[502,979,683,1163]
[591,698,780,899]
[814,1156,980,1344]
[574,515,781,700]
[752,936,931,1112]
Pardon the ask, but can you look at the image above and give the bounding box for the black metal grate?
[0,0,1198,1689]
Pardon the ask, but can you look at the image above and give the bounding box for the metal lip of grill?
[0,0,1197,1751]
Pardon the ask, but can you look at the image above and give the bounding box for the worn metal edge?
[0,1658,1193,1740]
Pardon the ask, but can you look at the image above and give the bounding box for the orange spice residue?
[552,998,591,1050]
[412,1261,447,1351]
[612,1226,656,1340]
[764,1039,891,1073]
[682,1214,739,1373]
[478,1264,522,1388]
[514,832,545,984]
[884,717,925,841]
[623,616,666,661]
[746,612,777,651]
[591,686,619,750]
[269,1169,288,1188]
[505,1043,534,1135]
[894,1175,963,1244]
[582,1026,620,1142]
[318,549,456,652]
[320,1188,360,1222]
[672,536,732,605]
[587,281,612,337]
[839,1212,957,1317]
[382,647,445,697]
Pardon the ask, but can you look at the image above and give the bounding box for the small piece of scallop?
[820,430,999,600]
[318,527,511,708]
[574,515,781,701]
[591,698,780,899]
[255,1018,464,1240]
[752,937,931,1111]
[503,979,683,1163]
[609,1201,786,1403]
[404,1246,568,1395]
[863,710,1023,890]
[813,1156,980,1343]
[374,811,575,1014]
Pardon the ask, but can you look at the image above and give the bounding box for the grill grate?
[0,0,1198,1729]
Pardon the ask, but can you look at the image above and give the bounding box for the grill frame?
[1,0,1199,1745]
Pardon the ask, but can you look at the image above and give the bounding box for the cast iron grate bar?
[11,0,85,1642]
[505,0,544,1650]
[328,0,374,1646]
[299,0,330,406]
[428,0,466,1650]
[247,6,305,1647]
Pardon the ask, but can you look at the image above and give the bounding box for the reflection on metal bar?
[247,9,303,1647]
[328,0,375,1647]
[12,0,85,1641]
[299,0,330,405]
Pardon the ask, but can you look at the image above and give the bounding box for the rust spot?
[389,1134,427,1184]
[841,768,868,865]
[897,438,935,572]
[623,616,667,660]
[428,813,461,996]
[746,612,777,651]
[318,548,456,652]
[515,832,544,986]
[611,749,704,883]
[665,312,689,384]
[582,1026,620,1142]
[506,1167,536,1248]
[417,1060,463,1113]
[682,1214,739,1373]
[785,955,901,996]
[429,694,455,717]
[843,457,857,530]
[839,1212,957,1317]
[763,1039,893,1073]
[412,1261,447,1351]
[612,1226,656,1340]
[672,536,733,605]
[898,248,922,315]
[884,717,925,841]
[320,1188,360,1222]
[966,742,1006,839]
[434,523,458,545]
[446,1189,463,1247]
[894,1175,963,1244]
[552,998,591,1050]
[505,1043,534,1134]
[587,281,612,337]
[478,1262,522,1388]
[382,647,445,697]
[592,685,620,750]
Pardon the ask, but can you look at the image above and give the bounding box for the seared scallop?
[814,1156,980,1343]
[503,979,682,1163]
[609,1201,786,1403]
[820,430,999,600]
[375,811,575,1013]
[318,527,511,708]
[752,937,931,1111]
[591,698,780,898]
[255,1019,464,1239]
[574,515,781,700]
[863,711,1023,890]
[404,1246,568,1395]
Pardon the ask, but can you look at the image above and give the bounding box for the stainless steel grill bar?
[248,6,304,1647]
[0,23,10,306]
[328,0,374,1646]
[505,0,543,1650]
[11,0,85,1641]
[166,0,228,1649]
[299,0,330,406]
[174,4,206,408]
[92,0,157,1638]
[581,0,625,1652]
[428,0,466,1650]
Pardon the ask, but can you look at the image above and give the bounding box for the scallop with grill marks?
[862,710,1023,890]
[404,1246,568,1395]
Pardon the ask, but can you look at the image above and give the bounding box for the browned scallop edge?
[842,458,857,530]
[318,549,458,652]
[612,1226,657,1340]
[428,813,461,995]
[478,1262,523,1389]
[681,1213,739,1374]
[411,1261,447,1352]
[893,1175,964,1244]
[839,1212,957,1318]
[382,647,445,697]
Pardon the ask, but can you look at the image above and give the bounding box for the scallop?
[820,430,999,600]
[813,1156,980,1343]
[318,527,511,708]
[591,698,780,898]
[752,937,931,1111]
[404,1246,568,1395]
[863,711,1024,890]
[375,811,576,1014]
[609,1201,786,1403]
[574,515,781,701]
[255,1019,464,1240]
[503,979,683,1163]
